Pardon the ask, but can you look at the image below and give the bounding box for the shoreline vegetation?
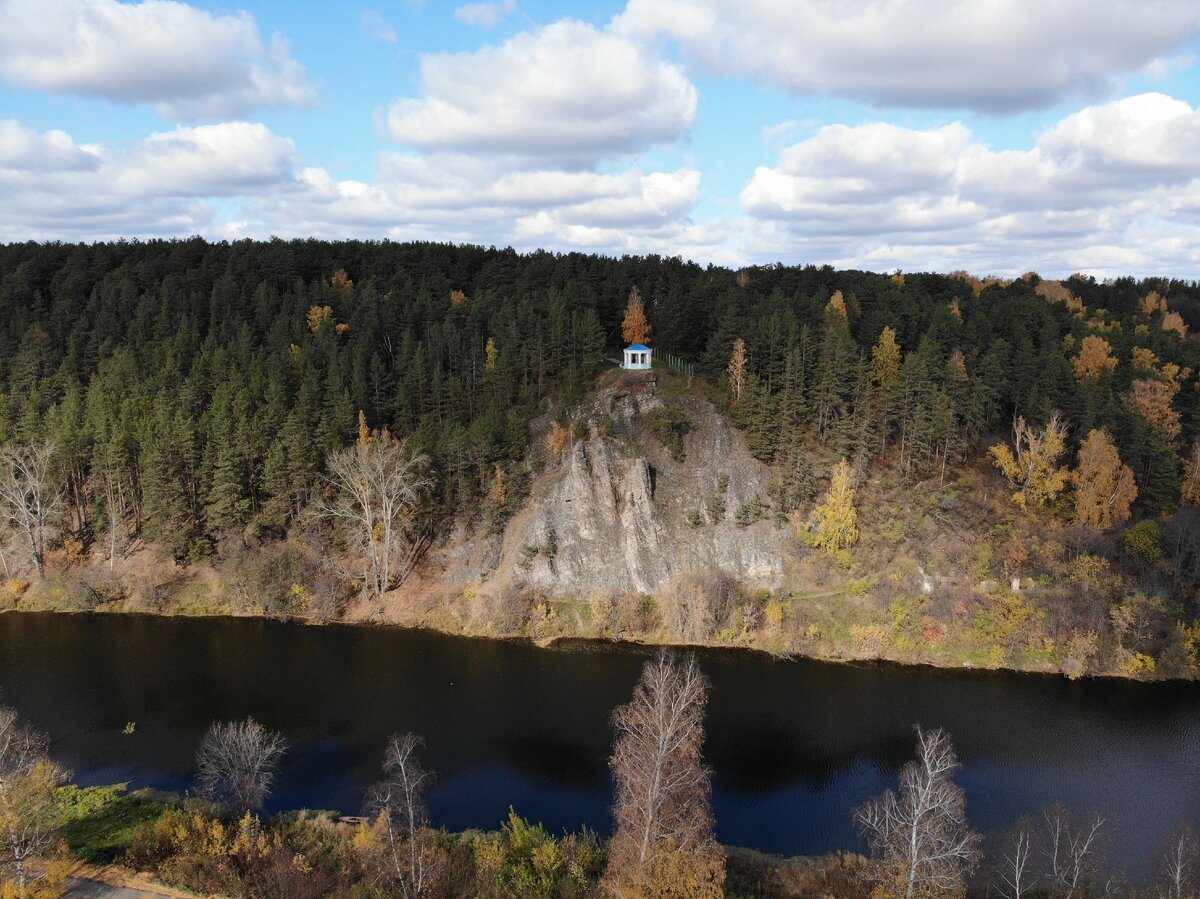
[4,599,1195,686]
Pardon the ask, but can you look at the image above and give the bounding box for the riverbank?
[3,563,1190,684]
[53,783,866,899]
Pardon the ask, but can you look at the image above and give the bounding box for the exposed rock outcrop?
[442,372,791,597]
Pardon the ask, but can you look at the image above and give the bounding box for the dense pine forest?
[2,239,1200,676]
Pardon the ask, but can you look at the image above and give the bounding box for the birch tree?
[604,651,724,898]
[195,718,287,815]
[1156,825,1198,899]
[990,818,1037,899]
[1039,805,1110,899]
[316,430,430,596]
[0,441,62,578]
[854,726,980,899]
[0,705,67,891]
[364,733,439,899]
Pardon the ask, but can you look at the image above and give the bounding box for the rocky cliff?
[440,371,791,598]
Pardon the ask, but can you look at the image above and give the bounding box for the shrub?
[1123,520,1164,566]
[647,403,693,461]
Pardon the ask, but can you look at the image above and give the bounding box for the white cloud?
[0,0,314,121]
[614,0,1200,113]
[250,154,707,256]
[361,10,399,43]
[739,93,1200,276]
[0,119,711,258]
[0,120,300,240]
[454,0,516,29]
[384,19,696,164]
[0,120,101,172]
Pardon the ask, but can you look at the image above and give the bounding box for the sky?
[2,0,1200,277]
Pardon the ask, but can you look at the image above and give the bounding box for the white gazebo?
[622,344,653,370]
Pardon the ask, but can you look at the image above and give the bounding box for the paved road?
[66,877,172,899]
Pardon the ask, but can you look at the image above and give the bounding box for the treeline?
[4,653,1194,899]
[0,240,1198,587]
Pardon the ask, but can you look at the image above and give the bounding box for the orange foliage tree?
[1124,378,1182,440]
[622,286,652,346]
[1072,429,1137,530]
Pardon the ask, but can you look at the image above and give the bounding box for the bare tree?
[990,817,1037,899]
[1039,804,1110,899]
[364,733,438,899]
[1156,825,1198,899]
[0,705,68,889]
[854,726,981,899]
[195,717,287,815]
[315,433,430,596]
[604,651,724,899]
[0,440,62,578]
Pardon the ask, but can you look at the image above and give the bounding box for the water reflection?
[1,612,1197,877]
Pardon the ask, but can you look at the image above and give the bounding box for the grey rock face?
[486,374,789,596]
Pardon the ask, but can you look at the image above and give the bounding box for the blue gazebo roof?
[625,344,652,351]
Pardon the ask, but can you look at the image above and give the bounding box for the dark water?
[2,612,1198,877]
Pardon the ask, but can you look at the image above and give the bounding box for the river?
[1,612,1197,877]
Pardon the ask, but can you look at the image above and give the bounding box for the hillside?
[1,240,1199,679]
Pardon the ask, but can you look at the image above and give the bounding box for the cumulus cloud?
[454,0,516,29]
[739,93,1200,276]
[246,153,708,256]
[0,0,314,120]
[0,120,300,240]
[614,0,1200,113]
[0,119,712,258]
[384,18,696,164]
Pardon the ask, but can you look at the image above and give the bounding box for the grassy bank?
[54,784,864,899]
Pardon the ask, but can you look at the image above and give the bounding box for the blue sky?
[2,0,1200,277]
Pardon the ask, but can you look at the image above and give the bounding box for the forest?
[1,239,1199,677]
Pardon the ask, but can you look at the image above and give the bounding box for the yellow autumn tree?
[812,459,859,551]
[622,286,652,346]
[485,337,498,373]
[1162,310,1188,339]
[827,290,849,321]
[1131,346,1159,375]
[330,268,353,291]
[1072,335,1118,381]
[1072,429,1137,530]
[727,338,747,403]
[1124,377,1182,440]
[1140,290,1168,317]
[306,305,333,333]
[989,413,1070,509]
[1182,442,1200,507]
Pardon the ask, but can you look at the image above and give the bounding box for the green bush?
[647,402,693,461]
[1124,520,1164,566]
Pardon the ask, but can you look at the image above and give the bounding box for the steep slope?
[442,370,791,598]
